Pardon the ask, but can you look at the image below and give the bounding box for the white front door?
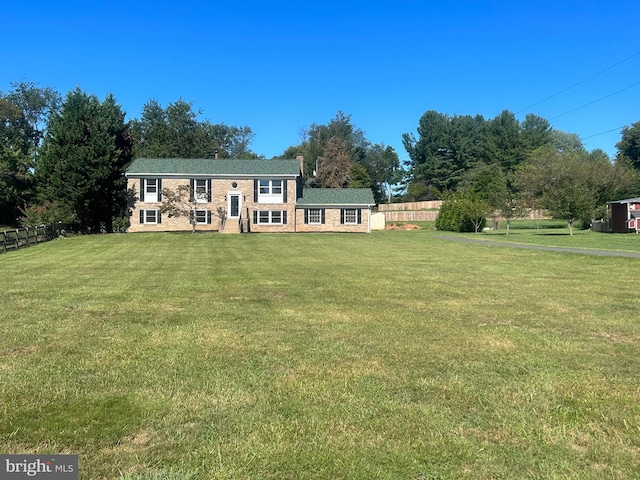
[228,192,242,218]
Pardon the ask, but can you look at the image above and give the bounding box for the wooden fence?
[377,201,443,211]
[0,224,61,254]
[378,201,442,222]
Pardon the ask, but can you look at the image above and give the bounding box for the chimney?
[214,150,219,160]
[296,155,304,175]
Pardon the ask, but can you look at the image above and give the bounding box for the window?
[259,179,281,194]
[305,208,325,225]
[141,178,161,203]
[194,210,211,224]
[255,179,286,203]
[255,210,287,225]
[341,208,360,225]
[139,209,161,224]
[194,179,210,203]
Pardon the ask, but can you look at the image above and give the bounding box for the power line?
[582,126,626,140]
[516,51,640,114]
[550,80,640,120]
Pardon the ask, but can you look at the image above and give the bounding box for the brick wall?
[294,207,370,233]
[128,177,297,233]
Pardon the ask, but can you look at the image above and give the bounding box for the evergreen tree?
[36,88,133,232]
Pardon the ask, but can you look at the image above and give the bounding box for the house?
[607,197,640,233]
[124,156,376,233]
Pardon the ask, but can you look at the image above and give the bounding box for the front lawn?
[1,231,639,479]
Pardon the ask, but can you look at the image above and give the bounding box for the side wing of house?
[295,188,376,233]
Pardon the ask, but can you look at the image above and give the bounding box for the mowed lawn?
[1,230,639,479]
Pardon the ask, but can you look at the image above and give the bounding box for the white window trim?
[142,209,160,224]
[257,179,284,204]
[194,179,209,204]
[144,179,159,203]
[308,208,322,225]
[343,208,358,225]
[257,210,285,225]
[194,209,209,225]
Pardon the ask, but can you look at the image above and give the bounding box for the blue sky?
[2,0,639,160]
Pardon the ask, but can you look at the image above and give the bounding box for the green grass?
[453,219,640,252]
[1,230,640,479]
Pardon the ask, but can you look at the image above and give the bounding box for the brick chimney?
[296,155,304,175]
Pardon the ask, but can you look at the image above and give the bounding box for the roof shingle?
[297,188,375,206]
[126,158,301,176]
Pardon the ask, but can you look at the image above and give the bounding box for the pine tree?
[36,88,133,232]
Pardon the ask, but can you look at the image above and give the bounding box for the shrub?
[436,195,488,233]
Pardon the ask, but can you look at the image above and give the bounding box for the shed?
[607,197,640,233]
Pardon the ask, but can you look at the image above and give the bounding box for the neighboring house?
[607,197,640,233]
[125,156,376,233]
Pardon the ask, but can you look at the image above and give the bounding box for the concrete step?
[221,220,240,234]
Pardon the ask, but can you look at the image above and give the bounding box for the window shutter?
[340,209,345,224]
[157,179,162,202]
[140,179,145,202]
[357,209,362,224]
[207,210,212,224]
[283,180,287,203]
[304,209,309,224]
[139,210,144,224]
[207,179,212,201]
[189,179,195,202]
[157,211,162,224]
[321,209,325,224]
[283,211,287,225]
[253,210,257,224]
[253,180,258,202]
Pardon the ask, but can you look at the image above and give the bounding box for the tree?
[348,163,371,188]
[481,110,526,171]
[435,193,489,233]
[0,81,61,225]
[0,98,32,225]
[362,144,401,203]
[515,148,598,235]
[460,196,491,234]
[550,130,585,153]
[403,110,535,197]
[132,99,256,159]
[279,111,369,180]
[521,113,553,151]
[4,81,61,157]
[616,121,640,170]
[35,88,133,232]
[160,185,198,233]
[316,137,352,188]
[497,183,526,235]
[160,184,225,233]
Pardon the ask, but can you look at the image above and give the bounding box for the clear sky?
[2,0,639,160]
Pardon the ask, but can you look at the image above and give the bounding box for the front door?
[228,193,242,218]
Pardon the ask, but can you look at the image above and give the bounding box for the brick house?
[125,157,375,233]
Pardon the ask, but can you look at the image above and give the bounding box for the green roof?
[126,158,301,176]
[297,188,375,206]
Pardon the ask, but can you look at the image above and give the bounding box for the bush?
[436,195,487,232]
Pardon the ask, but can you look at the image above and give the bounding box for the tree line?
[2,80,640,233]
[403,110,640,233]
